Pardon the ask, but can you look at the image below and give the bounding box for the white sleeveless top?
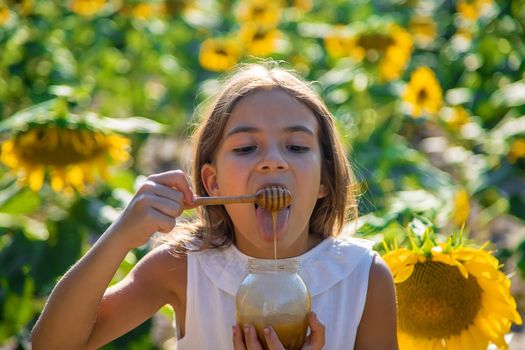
[175,236,376,350]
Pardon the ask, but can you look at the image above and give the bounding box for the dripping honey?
[272,211,277,259]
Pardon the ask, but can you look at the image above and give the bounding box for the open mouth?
[254,202,291,242]
[255,186,292,211]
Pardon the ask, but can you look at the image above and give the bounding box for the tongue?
[255,207,290,241]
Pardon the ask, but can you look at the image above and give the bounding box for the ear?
[318,184,328,198]
[201,163,220,196]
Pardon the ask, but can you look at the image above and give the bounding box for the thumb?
[303,312,325,350]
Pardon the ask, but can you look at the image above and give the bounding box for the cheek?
[294,155,322,178]
[216,157,253,193]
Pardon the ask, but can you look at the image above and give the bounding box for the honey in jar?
[235,259,311,350]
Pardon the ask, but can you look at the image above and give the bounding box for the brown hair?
[167,62,357,250]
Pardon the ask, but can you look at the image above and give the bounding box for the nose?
[256,146,289,172]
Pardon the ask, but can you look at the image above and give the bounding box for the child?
[31,63,398,349]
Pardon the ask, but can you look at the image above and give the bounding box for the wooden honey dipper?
[190,186,292,211]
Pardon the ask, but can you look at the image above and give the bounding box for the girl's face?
[202,88,326,258]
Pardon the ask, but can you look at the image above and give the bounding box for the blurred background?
[0,0,524,349]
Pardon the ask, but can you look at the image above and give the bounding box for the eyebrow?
[225,125,316,138]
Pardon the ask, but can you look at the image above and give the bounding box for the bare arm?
[355,255,398,350]
[31,229,131,350]
[31,170,194,350]
[86,244,186,348]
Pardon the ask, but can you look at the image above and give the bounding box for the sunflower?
[403,66,443,117]
[239,24,282,56]
[0,99,148,193]
[236,0,282,31]
[199,38,242,72]
[383,229,522,350]
[326,24,413,81]
[70,0,106,17]
[1,125,130,192]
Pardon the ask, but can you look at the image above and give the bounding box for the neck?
[235,233,325,259]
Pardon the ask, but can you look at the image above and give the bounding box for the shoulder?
[368,255,395,291]
[355,254,398,349]
[130,243,187,308]
[135,243,187,275]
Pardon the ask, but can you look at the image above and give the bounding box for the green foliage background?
[0,0,524,348]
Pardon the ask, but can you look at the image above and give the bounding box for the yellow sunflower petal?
[464,261,501,280]
[51,168,66,192]
[478,277,515,306]
[468,324,490,349]
[459,327,481,350]
[80,162,94,183]
[474,312,507,347]
[393,264,415,283]
[482,294,522,324]
[431,251,468,279]
[96,156,109,180]
[0,140,19,168]
[444,334,462,350]
[66,166,85,192]
[28,166,45,191]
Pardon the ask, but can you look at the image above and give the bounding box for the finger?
[148,194,183,218]
[145,207,176,233]
[134,193,182,219]
[304,312,325,349]
[243,324,263,350]
[138,180,184,204]
[147,170,195,204]
[232,325,247,350]
[263,327,285,350]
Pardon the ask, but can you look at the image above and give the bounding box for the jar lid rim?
[247,258,301,271]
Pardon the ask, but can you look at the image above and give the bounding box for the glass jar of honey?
[235,259,311,350]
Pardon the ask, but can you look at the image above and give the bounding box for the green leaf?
[91,114,167,134]
[0,100,57,133]
[3,278,35,330]
[0,99,166,135]
[107,170,137,193]
[0,186,41,215]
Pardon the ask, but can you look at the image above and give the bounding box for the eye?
[233,145,257,154]
[287,145,310,153]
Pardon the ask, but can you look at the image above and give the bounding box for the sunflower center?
[15,127,107,166]
[417,88,428,104]
[357,34,394,52]
[253,30,268,40]
[397,261,482,338]
[251,6,266,18]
